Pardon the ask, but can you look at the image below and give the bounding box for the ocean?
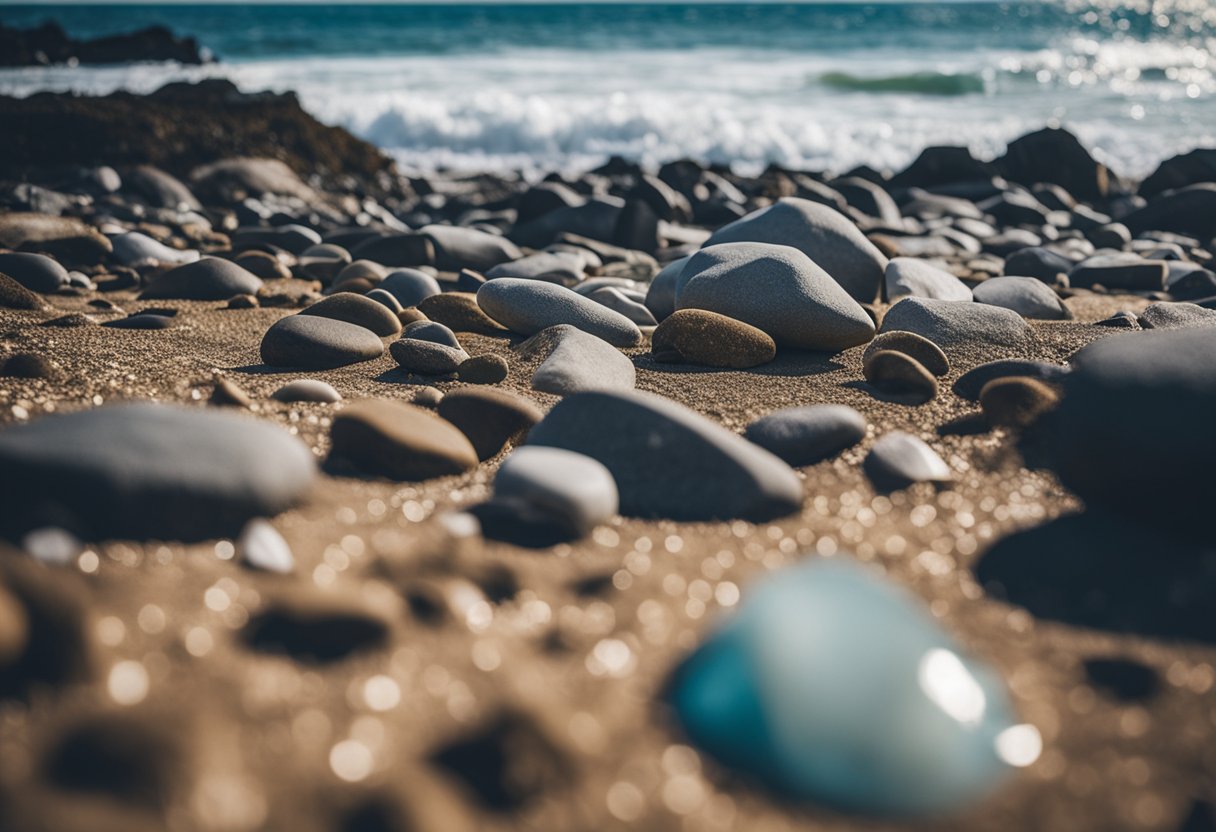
[1,2,1214,179]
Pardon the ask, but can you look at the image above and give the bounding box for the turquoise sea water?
[2,2,1214,176]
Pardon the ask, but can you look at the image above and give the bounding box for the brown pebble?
[437,387,543,461]
[651,309,776,369]
[863,350,938,403]
[1,352,60,380]
[979,376,1060,428]
[0,272,50,311]
[329,399,478,480]
[457,354,510,384]
[226,293,260,309]
[210,377,253,408]
[413,386,444,408]
[235,250,292,280]
[417,292,508,335]
[862,330,949,376]
[0,581,28,667]
[40,313,94,328]
[398,307,429,326]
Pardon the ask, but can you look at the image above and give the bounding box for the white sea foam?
[1,38,1212,178]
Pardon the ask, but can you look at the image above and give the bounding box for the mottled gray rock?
[140,257,263,301]
[703,197,888,302]
[677,242,875,351]
[880,297,1030,349]
[389,338,469,375]
[0,403,316,540]
[884,258,972,302]
[524,325,636,396]
[1138,301,1216,330]
[260,315,385,369]
[744,405,866,467]
[477,278,642,347]
[527,389,802,521]
[863,432,953,490]
[973,276,1070,320]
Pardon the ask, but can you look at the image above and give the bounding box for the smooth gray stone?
[1138,301,1216,330]
[238,518,295,574]
[526,325,636,396]
[1044,327,1216,535]
[703,197,888,303]
[271,379,342,403]
[881,296,1031,349]
[885,258,973,302]
[402,320,462,348]
[140,257,263,301]
[670,558,1034,815]
[972,276,1069,320]
[299,292,402,337]
[676,242,875,351]
[260,315,385,369]
[123,164,201,210]
[1003,246,1074,283]
[493,446,619,535]
[422,224,523,271]
[644,255,689,322]
[380,269,442,308]
[0,403,316,541]
[953,359,1069,401]
[745,405,867,466]
[477,278,642,347]
[526,389,802,521]
[1069,254,1168,291]
[572,277,639,296]
[389,338,469,374]
[864,432,953,490]
[486,251,585,287]
[588,286,658,326]
[365,288,403,313]
[0,252,68,293]
[103,314,175,330]
[109,232,199,268]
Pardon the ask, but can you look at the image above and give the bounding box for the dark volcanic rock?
[0,22,207,67]
[1139,147,1216,198]
[996,127,1111,202]
[0,403,316,541]
[1121,184,1216,239]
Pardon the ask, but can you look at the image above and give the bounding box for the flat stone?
[389,339,469,375]
[457,354,510,384]
[437,388,544,461]
[522,325,636,395]
[0,403,316,541]
[862,331,949,376]
[329,400,478,481]
[140,257,263,301]
[485,251,584,287]
[0,212,112,265]
[261,315,385,369]
[0,253,68,293]
[477,278,642,347]
[973,276,1070,320]
[491,446,618,536]
[880,297,1031,349]
[1138,301,1216,330]
[417,292,509,335]
[1042,327,1216,534]
[670,558,1033,815]
[980,377,1060,428]
[1003,246,1073,284]
[271,379,342,403]
[884,258,972,302]
[238,519,294,574]
[402,320,462,348]
[676,242,875,351]
[744,404,866,466]
[863,432,953,490]
[1069,255,1167,291]
[380,269,442,307]
[703,197,888,302]
[526,389,802,521]
[953,359,1070,401]
[863,351,938,403]
[423,225,523,272]
[652,309,776,369]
